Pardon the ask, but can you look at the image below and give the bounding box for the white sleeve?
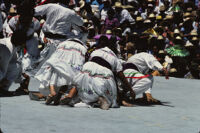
[8,17,17,31]
[71,13,84,26]
[34,4,49,16]
[115,58,123,72]
[144,54,163,71]
[120,10,134,24]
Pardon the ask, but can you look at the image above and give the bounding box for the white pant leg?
[124,69,152,95]
[26,33,40,58]
[144,75,154,94]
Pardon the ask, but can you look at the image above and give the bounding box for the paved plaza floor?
[0,77,200,133]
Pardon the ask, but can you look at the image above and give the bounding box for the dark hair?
[97,35,109,48]
[11,30,27,46]
[107,8,115,16]
[109,35,118,55]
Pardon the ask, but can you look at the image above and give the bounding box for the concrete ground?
[0,77,200,133]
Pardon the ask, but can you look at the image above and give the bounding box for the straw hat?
[156,15,162,20]
[106,30,112,34]
[123,5,134,9]
[147,4,153,7]
[149,13,155,18]
[190,30,198,36]
[170,68,177,73]
[158,35,164,40]
[133,32,138,35]
[114,2,123,8]
[144,19,151,23]
[158,50,165,54]
[192,37,198,41]
[183,17,191,22]
[174,29,180,34]
[136,16,143,21]
[9,7,16,14]
[185,41,194,47]
[164,15,173,20]
[183,12,191,18]
[175,36,182,40]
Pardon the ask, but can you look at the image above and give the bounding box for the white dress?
[34,3,84,39]
[74,47,123,108]
[123,52,163,95]
[35,39,87,96]
[0,38,21,90]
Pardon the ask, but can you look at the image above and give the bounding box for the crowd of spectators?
[1,0,200,79]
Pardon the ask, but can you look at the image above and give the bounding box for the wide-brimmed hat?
[192,37,198,41]
[174,29,180,34]
[147,4,153,7]
[185,41,194,47]
[9,7,17,14]
[164,15,173,20]
[106,30,112,34]
[144,19,151,23]
[114,2,123,8]
[183,17,191,22]
[156,15,162,20]
[175,36,182,40]
[190,30,198,36]
[149,13,155,18]
[123,5,134,9]
[157,35,164,40]
[136,16,143,21]
[183,12,191,18]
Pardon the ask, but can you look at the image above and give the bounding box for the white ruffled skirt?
[74,62,118,108]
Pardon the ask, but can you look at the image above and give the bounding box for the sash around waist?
[90,56,112,71]
[123,63,139,71]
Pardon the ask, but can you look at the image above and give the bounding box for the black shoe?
[14,87,29,96]
[60,97,72,105]
[0,89,14,97]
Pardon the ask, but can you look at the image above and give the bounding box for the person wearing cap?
[100,0,111,25]
[121,43,169,104]
[133,16,146,34]
[181,16,194,35]
[91,0,104,11]
[158,5,167,19]
[0,30,27,96]
[101,8,119,33]
[114,2,135,24]
[148,13,156,26]
[155,15,163,26]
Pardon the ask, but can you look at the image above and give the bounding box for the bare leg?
[60,87,77,105]
[49,85,56,96]
[143,93,161,104]
[98,97,109,110]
